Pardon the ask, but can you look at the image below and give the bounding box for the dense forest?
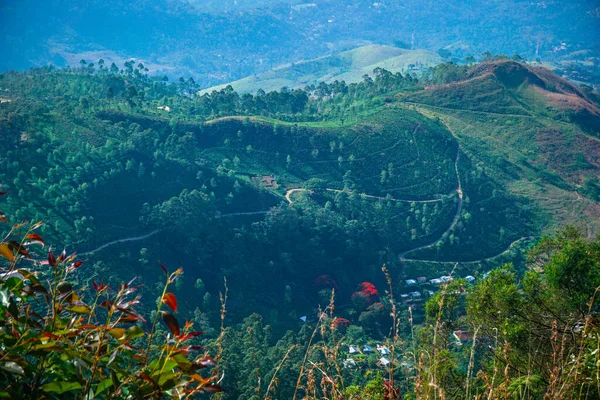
[1,57,600,398]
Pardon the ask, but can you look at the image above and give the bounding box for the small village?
[339,273,479,371]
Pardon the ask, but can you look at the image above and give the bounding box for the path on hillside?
[285,188,444,205]
[401,101,535,119]
[284,145,467,263]
[399,236,535,266]
[79,209,274,255]
[80,229,161,256]
[216,211,270,218]
[399,148,463,261]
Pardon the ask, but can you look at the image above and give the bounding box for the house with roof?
[405,279,417,286]
[343,358,357,368]
[363,345,373,353]
[348,345,358,354]
[409,291,421,299]
[378,357,391,367]
[376,344,391,356]
[417,276,427,284]
[261,175,278,188]
[429,278,442,286]
[465,275,475,283]
[440,276,453,283]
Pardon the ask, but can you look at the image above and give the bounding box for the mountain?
[1,0,599,87]
[1,60,599,323]
[2,56,600,398]
[200,45,444,93]
[402,59,600,242]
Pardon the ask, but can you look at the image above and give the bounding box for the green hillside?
[401,59,600,240]
[201,45,444,93]
[2,59,600,399]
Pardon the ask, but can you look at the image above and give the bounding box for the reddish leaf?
[8,241,31,259]
[93,281,107,292]
[160,264,168,276]
[42,332,60,339]
[119,315,142,323]
[0,191,7,196]
[73,261,83,268]
[0,211,7,223]
[178,331,203,341]
[137,373,158,388]
[24,233,45,247]
[58,249,67,262]
[161,311,180,336]
[77,324,97,330]
[115,307,147,323]
[203,384,225,393]
[47,248,57,267]
[100,300,114,310]
[162,293,178,312]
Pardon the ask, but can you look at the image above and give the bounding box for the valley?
[1,56,599,399]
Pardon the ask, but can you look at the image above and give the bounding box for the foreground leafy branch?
[0,192,224,399]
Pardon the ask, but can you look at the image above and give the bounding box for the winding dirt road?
[400,148,463,261]
[80,229,161,256]
[285,188,444,205]
[283,146,467,263]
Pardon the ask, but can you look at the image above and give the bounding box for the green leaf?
[124,325,144,340]
[66,304,91,315]
[41,381,83,394]
[95,378,114,397]
[5,277,24,291]
[172,353,192,370]
[156,371,177,389]
[0,361,25,375]
[0,391,11,398]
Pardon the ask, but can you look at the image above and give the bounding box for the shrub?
[0,192,223,398]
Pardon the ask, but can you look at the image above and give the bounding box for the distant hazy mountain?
[201,45,444,93]
[1,0,598,86]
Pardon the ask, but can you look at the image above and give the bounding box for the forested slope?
[1,58,600,398]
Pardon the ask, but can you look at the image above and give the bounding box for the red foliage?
[332,317,351,329]
[383,379,401,400]
[313,275,339,290]
[351,282,380,309]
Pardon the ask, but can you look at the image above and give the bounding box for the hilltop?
[201,45,444,93]
[402,59,600,243]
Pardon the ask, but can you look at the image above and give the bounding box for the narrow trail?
[399,148,463,261]
[216,211,269,218]
[399,236,535,266]
[285,187,444,205]
[80,229,161,256]
[283,146,468,264]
